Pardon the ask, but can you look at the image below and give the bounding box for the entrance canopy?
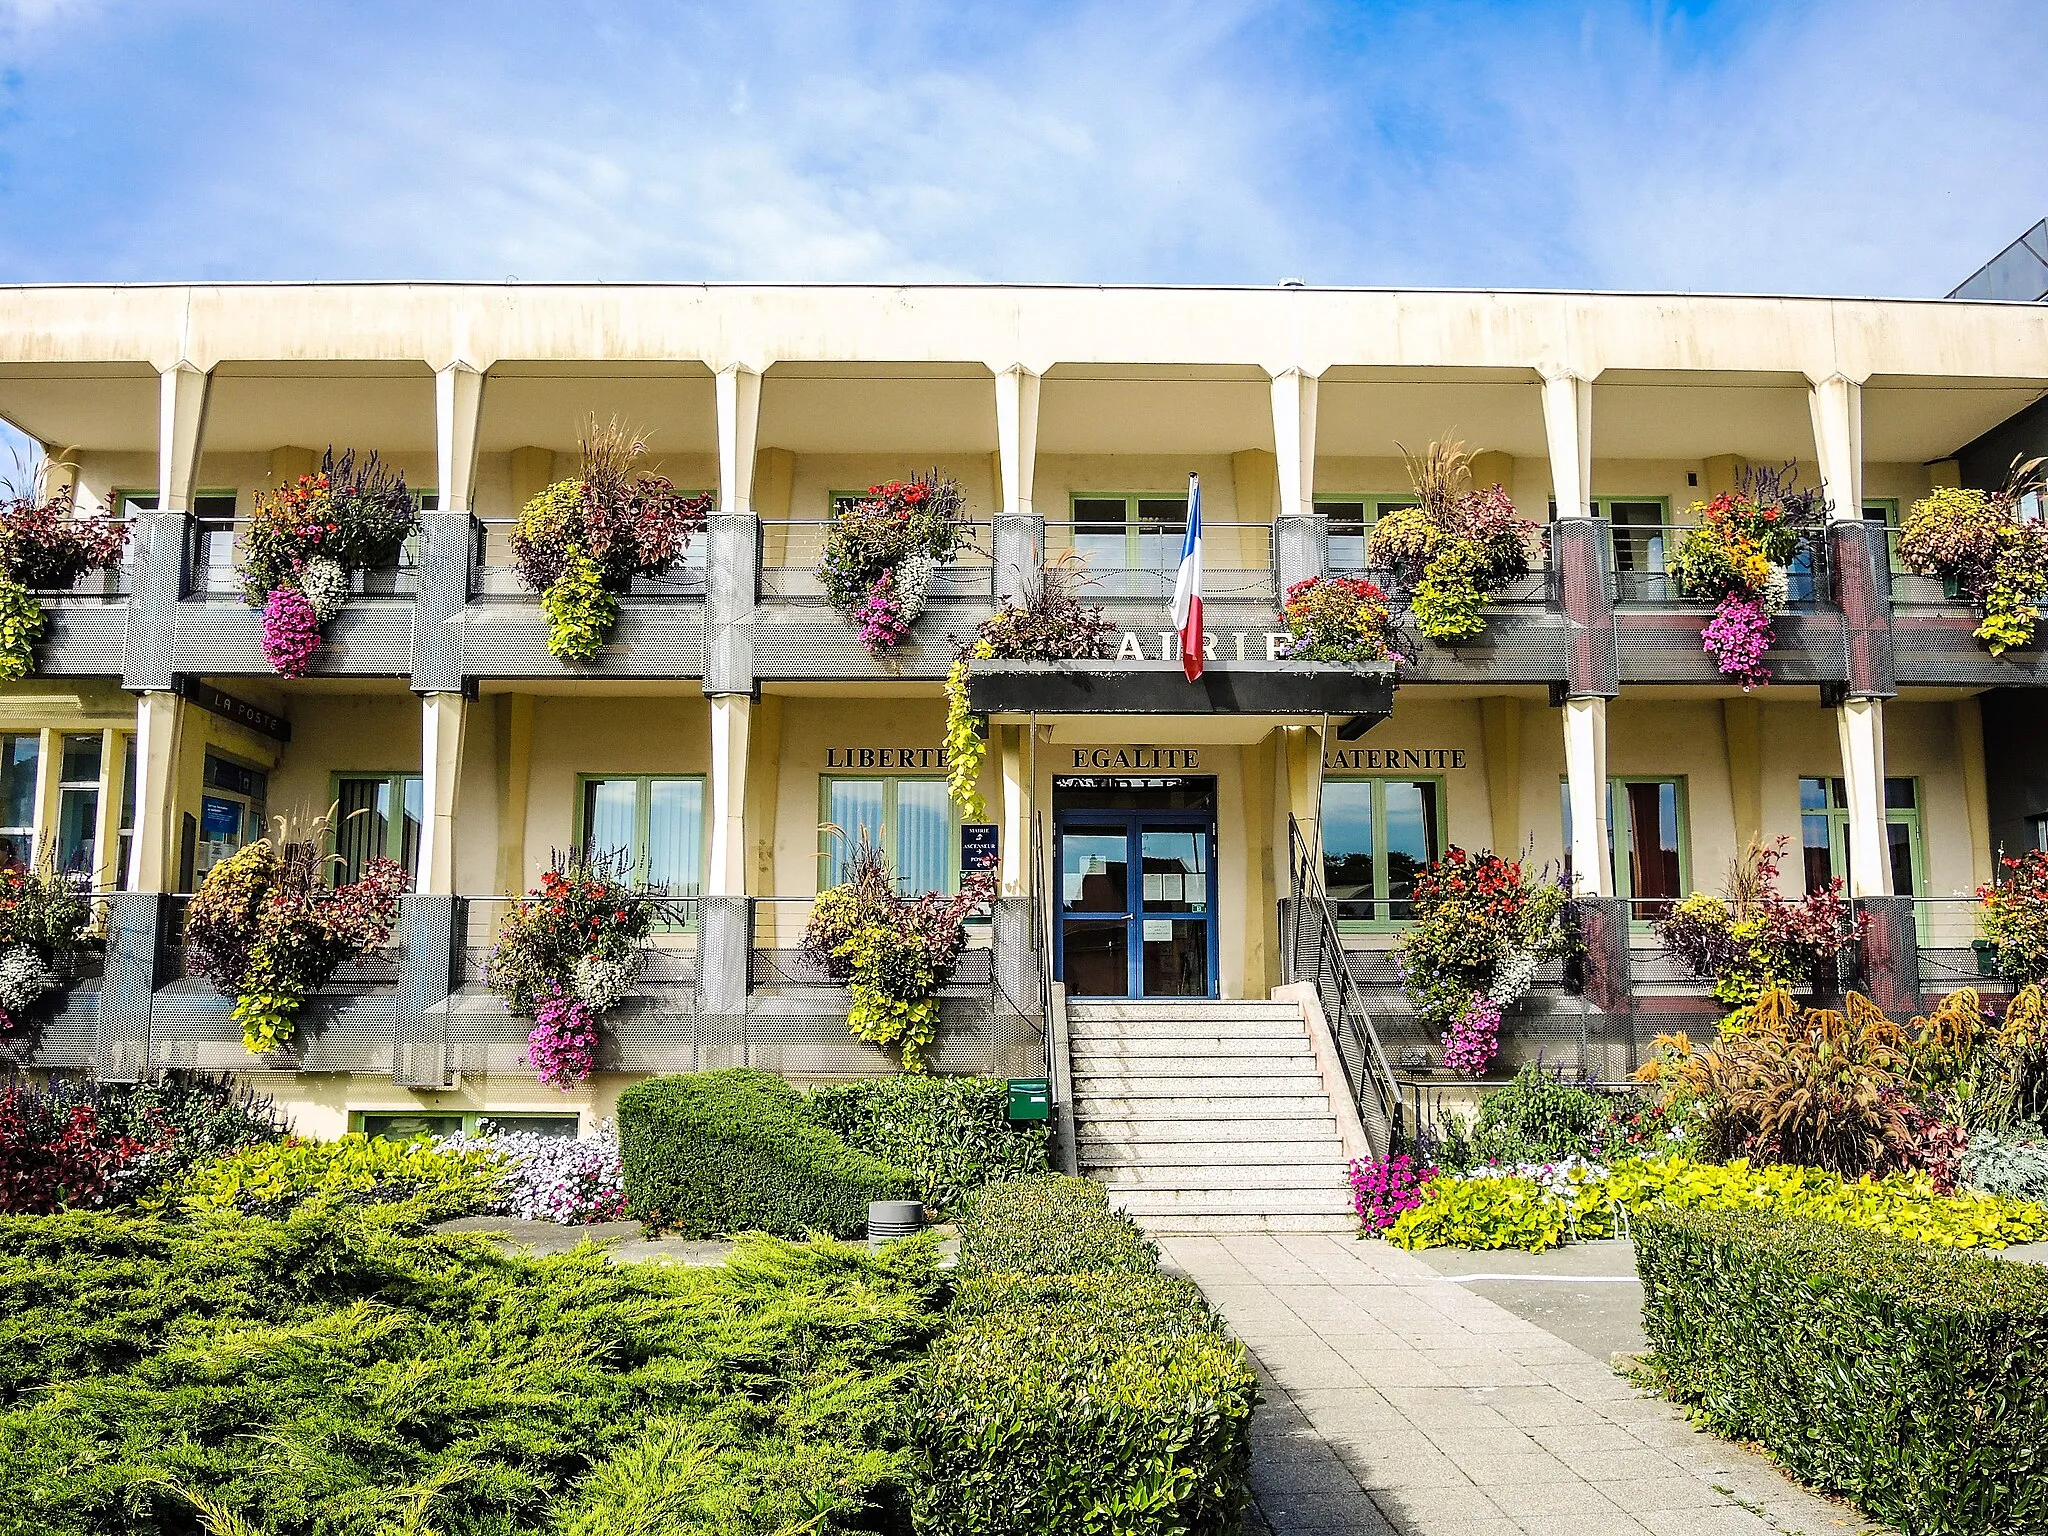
[966,660,1395,726]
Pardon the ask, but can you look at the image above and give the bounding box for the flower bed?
[439,1121,628,1225]
[183,827,406,1053]
[0,477,129,680]
[510,420,712,660]
[817,470,968,657]
[1635,1206,2048,1536]
[1666,464,1817,688]
[1365,438,1536,643]
[241,448,417,676]
[1898,467,2048,653]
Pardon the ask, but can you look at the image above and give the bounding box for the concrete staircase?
[1067,998,1357,1236]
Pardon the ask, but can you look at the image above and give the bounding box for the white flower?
[1487,945,1541,1007]
[1761,561,1790,616]
[573,949,642,1013]
[0,944,55,1012]
[892,550,936,625]
[299,556,350,624]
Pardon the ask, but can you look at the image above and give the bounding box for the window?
[1562,776,1689,917]
[125,491,243,596]
[54,734,101,876]
[0,734,38,868]
[1316,497,1417,573]
[1320,778,1441,923]
[579,775,706,899]
[821,776,953,893]
[1799,776,1923,897]
[334,773,423,883]
[1067,494,1190,597]
[354,1110,580,1141]
[117,735,135,890]
[1604,500,1673,600]
[2029,812,2048,852]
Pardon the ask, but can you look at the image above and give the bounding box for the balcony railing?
[1881,528,1959,608]
[749,893,994,987]
[1042,519,1274,603]
[186,518,419,600]
[755,520,994,600]
[26,517,134,602]
[467,519,706,600]
[1606,522,1832,607]
[454,893,700,986]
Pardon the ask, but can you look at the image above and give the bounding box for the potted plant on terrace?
[1897,459,2048,654]
[1666,462,1822,689]
[817,470,968,657]
[1275,574,1403,666]
[510,420,713,662]
[1365,439,1537,644]
[242,448,418,677]
[1657,837,1864,1007]
[0,469,131,681]
[0,860,94,1034]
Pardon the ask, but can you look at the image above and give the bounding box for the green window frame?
[1561,776,1691,919]
[575,775,707,923]
[330,772,423,884]
[1066,493,1192,591]
[1314,496,1417,572]
[1798,775,1923,900]
[1318,776,1445,928]
[818,775,956,895]
[1862,499,1903,575]
[351,1110,582,1141]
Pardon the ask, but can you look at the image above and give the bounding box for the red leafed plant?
[0,1082,167,1214]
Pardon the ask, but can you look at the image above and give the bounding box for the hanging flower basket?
[1667,463,1819,689]
[0,477,130,681]
[817,470,968,657]
[1897,460,2048,655]
[1276,575,1403,666]
[242,448,417,677]
[1366,439,1537,644]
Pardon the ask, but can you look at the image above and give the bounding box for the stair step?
[1075,1076,1326,1098]
[1093,1163,1348,1191]
[1079,1137,1346,1165]
[1072,1052,1315,1076]
[1067,1001,1303,1017]
[1077,1112,1342,1139]
[1070,1020,1308,1041]
[1135,1212,1359,1236]
[1108,1187,1356,1217]
[1073,1035,1314,1057]
[1077,1096,1335,1119]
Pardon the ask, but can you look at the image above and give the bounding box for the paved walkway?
[1160,1234,1886,1536]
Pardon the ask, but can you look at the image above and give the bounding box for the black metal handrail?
[1285,813,1404,1158]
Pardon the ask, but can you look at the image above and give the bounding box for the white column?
[157,363,211,511]
[1807,374,1864,521]
[708,694,752,896]
[417,692,468,896]
[1541,371,1593,519]
[435,363,486,513]
[127,690,186,892]
[1270,368,1320,520]
[716,365,762,517]
[93,727,124,892]
[995,366,1041,518]
[999,725,1029,896]
[1563,697,1610,897]
[1836,697,1891,897]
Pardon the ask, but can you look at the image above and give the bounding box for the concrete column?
[93,726,124,891]
[127,690,186,892]
[157,363,210,512]
[1271,369,1319,521]
[1563,697,1610,897]
[417,692,468,896]
[1836,697,1890,897]
[716,365,762,517]
[996,367,1040,518]
[1808,374,1863,521]
[435,364,486,513]
[1541,372,1593,519]
[30,728,60,867]
[999,725,1029,896]
[708,694,752,896]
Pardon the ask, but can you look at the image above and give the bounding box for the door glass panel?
[1063,919,1128,997]
[584,779,637,866]
[894,779,951,894]
[1061,832,1128,913]
[1143,919,1208,997]
[398,777,423,877]
[1321,781,1375,922]
[1324,501,1367,572]
[646,778,703,896]
[1800,774,1835,895]
[56,787,96,875]
[1073,498,1129,590]
[1625,781,1682,914]
[0,734,39,862]
[1135,497,1187,585]
[335,778,389,885]
[1140,828,1205,913]
[1887,821,1918,897]
[825,779,886,883]
[1383,781,1438,920]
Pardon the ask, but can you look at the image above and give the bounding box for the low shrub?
[955,1173,1159,1275]
[169,1132,503,1223]
[807,1074,1049,1209]
[1387,1170,1578,1251]
[0,1205,942,1536]
[1470,1062,1614,1163]
[1961,1122,2048,1203]
[617,1068,916,1238]
[1635,1207,2048,1536]
[910,1269,1257,1536]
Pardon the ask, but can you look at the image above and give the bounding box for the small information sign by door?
[960,823,999,874]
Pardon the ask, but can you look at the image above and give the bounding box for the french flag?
[1170,472,1204,681]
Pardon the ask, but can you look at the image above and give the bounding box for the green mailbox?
[1007,1078,1051,1122]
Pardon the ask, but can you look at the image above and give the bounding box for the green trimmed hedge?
[808,1074,1050,1209]
[1635,1207,2048,1536]
[955,1174,1160,1276]
[910,1176,1258,1535]
[617,1069,917,1238]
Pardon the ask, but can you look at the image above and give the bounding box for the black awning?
[965,659,1395,719]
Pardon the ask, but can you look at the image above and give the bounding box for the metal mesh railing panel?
[1830,519,1897,698]
[1553,518,1619,697]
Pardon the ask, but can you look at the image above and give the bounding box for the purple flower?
[260,586,323,677]
[524,984,599,1088]
[1442,993,1502,1075]
[1701,592,1774,691]
[854,571,912,655]
[1349,1153,1434,1230]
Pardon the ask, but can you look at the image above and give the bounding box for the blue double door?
[1055,799,1218,999]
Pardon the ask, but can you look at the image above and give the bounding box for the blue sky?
[0,0,2041,297]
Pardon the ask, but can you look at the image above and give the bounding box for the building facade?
[2,282,2046,1139]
